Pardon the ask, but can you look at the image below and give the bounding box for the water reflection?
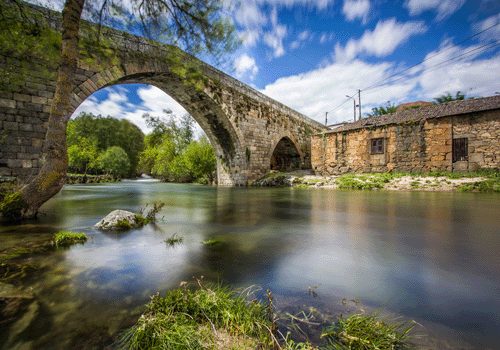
[1,183,499,349]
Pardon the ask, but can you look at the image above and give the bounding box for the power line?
[362,39,500,98]
[319,21,500,121]
[361,21,500,93]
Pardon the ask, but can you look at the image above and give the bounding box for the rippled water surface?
[1,181,499,349]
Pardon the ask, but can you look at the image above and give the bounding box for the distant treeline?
[67,111,216,183]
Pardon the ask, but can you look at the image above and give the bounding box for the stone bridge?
[0,4,326,185]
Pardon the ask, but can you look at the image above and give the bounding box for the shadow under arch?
[269,135,302,171]
[71,70,247,185]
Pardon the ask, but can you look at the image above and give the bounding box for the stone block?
[32,96,48,105]
[453,161,468,172]
[13,93,31,102]
[0,99,16,109]
[4,122,18,131]
[469,153,484,163]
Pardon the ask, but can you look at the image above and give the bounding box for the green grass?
[121,282,275,350]
[115,219,132,229]
[201,238,224,245]
[165,233,183,246]
[321,308,416,350]
[52,231,88,247]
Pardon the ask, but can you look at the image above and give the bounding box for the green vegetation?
[201,238,224,245]
[322,309,415,350]
[165,233,184,246]
[52,231,88,247]
[67,113,145,178]
[434,91,467,103]
[134,214,149,227]
[335,173,396,190]
[140,112,216,184]
[121,281,275,350]
[0,192,28,223]
[366,101,397,117]
[121,281,417,350]
[115,219,132,230]
[139,201,166,224]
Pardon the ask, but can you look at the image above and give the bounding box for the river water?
[1,180,499,349]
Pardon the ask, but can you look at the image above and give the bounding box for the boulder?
[93,210,139,230]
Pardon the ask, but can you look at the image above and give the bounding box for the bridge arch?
[70,64,247,185]
[268,134,303,171]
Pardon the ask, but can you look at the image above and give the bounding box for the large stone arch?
[70,64,247,185]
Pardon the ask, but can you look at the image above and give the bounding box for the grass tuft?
[321,308,415,350]
[165,233,183,246]
[52,231,88,247]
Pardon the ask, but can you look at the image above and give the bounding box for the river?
[1,180,499,349]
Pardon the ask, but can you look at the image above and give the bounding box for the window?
[453,138,468,162]
[371,138,384,154]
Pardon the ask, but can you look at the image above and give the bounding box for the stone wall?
[453,110,500,171]
[312,109,500,175]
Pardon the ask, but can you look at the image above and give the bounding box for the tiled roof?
[321,95,500,134]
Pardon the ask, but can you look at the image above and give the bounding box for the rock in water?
[93,210,138,230]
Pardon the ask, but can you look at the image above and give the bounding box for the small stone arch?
[269,136,302,171]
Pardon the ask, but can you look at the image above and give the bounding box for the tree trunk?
[19,0,85,217]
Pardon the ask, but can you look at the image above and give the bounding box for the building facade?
[312,95,500,175]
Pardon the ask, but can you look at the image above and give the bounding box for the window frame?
[370,138,384,155]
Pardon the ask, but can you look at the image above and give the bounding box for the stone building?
[312,95,500,175]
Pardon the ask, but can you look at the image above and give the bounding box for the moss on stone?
[0,192,28,222]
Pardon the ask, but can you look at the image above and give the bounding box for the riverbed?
[1,180,499,349]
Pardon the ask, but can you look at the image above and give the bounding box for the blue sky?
[33,0,500,133]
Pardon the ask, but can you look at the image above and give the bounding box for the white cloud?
[334,19,427,62]
[260,41,500,125]
[235,54,259,80]
[343,0,371,25]
[234,0,268,28]
[263,8,288,58]
[239,29,262,47]
[476,12,500,40]
[71,86,189,134]
[320,32,335,44]
[405,0,467,21]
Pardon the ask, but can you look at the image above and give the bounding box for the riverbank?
[253,169,500,192]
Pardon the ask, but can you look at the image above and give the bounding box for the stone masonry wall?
[312,110,500,175]
[452,110,500,171]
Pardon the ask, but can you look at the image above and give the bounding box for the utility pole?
[346,95,356,122]
[358,89,362,119]
[325,112,328,126]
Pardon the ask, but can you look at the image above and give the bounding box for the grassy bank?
[254,169,500,192]
[121,280,416,350]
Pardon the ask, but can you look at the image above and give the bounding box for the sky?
[31,0,500,133]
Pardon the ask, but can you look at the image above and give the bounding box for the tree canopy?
[67,113,145,177]
[434,91,466,103]
[366,101,397,117]
[140,111,215,184]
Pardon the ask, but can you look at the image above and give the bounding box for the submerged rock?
[93,210,141,230]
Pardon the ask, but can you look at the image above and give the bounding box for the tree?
[67,136,99,174]
[366,101,397,117]
[68,113,145,176]
[96,146,131,177]
[15,0,239,216]
[434,91,466,103]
